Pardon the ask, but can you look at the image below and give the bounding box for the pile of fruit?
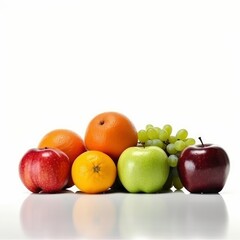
[19,111,230,194]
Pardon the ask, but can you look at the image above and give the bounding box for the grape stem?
[137,141,145,148]
[198,137,204,147]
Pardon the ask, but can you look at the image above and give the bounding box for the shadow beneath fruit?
[38,189,74,194]
[20,191,79,239]
[118,191,229,239]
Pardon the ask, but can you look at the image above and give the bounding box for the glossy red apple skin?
[178,144,230,193]
[19,148,71,193]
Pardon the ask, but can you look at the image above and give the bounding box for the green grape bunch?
[137,124,196,191]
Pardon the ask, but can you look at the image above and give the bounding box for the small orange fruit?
[71,150,117,194]
[84,112,138,161]
[38,129,86,188]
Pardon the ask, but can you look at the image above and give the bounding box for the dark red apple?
[177,138,230,193]
[19,148,71,193]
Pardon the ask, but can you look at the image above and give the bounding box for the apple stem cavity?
[198,137,204,147]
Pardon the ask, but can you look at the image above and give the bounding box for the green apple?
[117,146,169,193]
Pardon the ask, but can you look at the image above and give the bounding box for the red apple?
[177,138,230,193]
[19,148,71,193]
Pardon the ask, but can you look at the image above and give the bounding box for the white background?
[1,0,239,194]
[1,1,240,239]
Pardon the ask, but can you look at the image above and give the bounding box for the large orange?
[84,112,138,161]
[71,150,117,194]
[38,129,86,188]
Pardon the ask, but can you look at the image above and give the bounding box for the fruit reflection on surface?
[20,191,228,239]
[73,194,117,239]
[119,192,228,239]
[20,191,78,239]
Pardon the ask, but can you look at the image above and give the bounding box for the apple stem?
[198,137,204,147]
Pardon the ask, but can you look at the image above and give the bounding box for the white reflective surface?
[1,190,239,239]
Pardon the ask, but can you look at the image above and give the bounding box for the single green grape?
[173,177,183,190]
[167,155,178,167]
[145,124,154,130]
[161,142,167,150]
[159,129,169,141]
[169,135,177,143]
[137,129,149,143]
[152,139,164,148]
[163,124,172,136]
[174,140,186,151]
[166,143,178,155]
[154,127,161,133]
[176,129,188,140]
[147,127,159,140]
[184,138,196,146]
[145,139,153,146]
